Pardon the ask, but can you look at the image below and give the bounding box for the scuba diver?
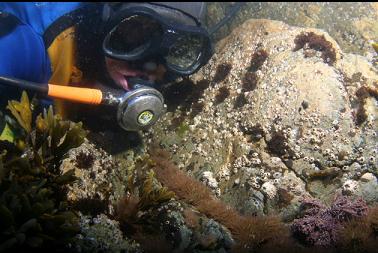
[0,2,244,141]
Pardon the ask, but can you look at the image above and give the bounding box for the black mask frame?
[102,5,213,76]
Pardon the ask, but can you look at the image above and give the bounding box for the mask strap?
[208,2,246,36]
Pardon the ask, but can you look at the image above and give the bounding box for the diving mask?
[102,3,212,76]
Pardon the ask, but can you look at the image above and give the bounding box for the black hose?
[209,2,246,36]
[0,76,48,94]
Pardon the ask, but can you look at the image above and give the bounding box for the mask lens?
[165,34,205,70]
[108,15,163,56]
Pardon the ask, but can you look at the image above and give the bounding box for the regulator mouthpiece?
[116,86,166,131]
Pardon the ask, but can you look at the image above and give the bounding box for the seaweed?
[293,32,336,65]
[337,205,378,253]
[277,188,294,209]
[247,49,269,72]
[189,101,205,119]
[239,49,267,94]
[291,195,368,247]
[183,209,200,230]
[75,150,95,169]
[116,194,140,230]
[356,86,370,100]
[168,114,186,132]
[193,79,211,106]
[138,170,175,210]
[267,131,290,157]
[212,63,232,85]
[307,167,342,181]
[234,93,248,109]
[6,91,32,133]
[0,92,87,251]
[354,85,378,126]
[162,78,210,124]
[355,105,368,126]
[242,72,258,92]
[162,78,196,112]
[230,216,289,253]
[116,166,175,224]
[215,86,231,105]
[338,218,373,253]
[368,205,378,235]
[121,148,378,253]
[240,123,265,142]
[350,72,363,83]
[115,165,176,253]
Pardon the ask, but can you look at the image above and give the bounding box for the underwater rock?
[73,214,141,253]
[59,139,145,252]
[361,172,377,183]
[357,178,378,204]
[207,2,378,56]
[193,218,234,252]
[59,139,236,252]
[60,140,125,216]
[146,18,378,218]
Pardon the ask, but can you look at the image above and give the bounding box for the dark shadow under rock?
[72,197,110,216]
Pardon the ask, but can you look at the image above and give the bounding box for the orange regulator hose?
[47,84,103,105]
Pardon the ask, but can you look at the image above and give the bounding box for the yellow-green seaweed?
[0,92,87,251]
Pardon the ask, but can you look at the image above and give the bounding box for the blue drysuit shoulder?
[0,2,90,85]
[0,2,87,36]
[0,21,51,103]
[0,2,88,100]
[0,22,51,84]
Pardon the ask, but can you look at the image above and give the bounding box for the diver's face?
[105,57,167,90]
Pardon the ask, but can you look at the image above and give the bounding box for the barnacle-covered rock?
[207,2,378,56]
[73,214,142,253]
[59,140,122,216]
[145,18,378,218]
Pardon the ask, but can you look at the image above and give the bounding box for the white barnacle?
[252,182,261,189]
[273,178,281,185]
[368,156,375,164]
[342,180,359,194]
[261,182,277,199]
[357,157,365,164]
[273,171,282,179]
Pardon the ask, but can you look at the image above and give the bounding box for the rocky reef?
[66,18,378,253]
[207,2,378,57]
[146,19,378,223]
[61,18,378,253]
